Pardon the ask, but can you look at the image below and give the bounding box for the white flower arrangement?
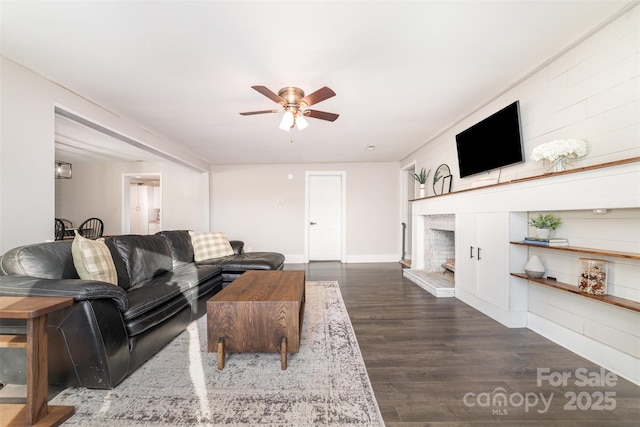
[531,139,588,162]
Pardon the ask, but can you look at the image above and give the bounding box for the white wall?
[0,57,210,253]
[55,161,207,236]
[0,56,55,251]
[211,162,401,263]
[401,5,639,193]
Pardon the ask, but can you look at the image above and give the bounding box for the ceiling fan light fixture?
[296,114,308,131]
[279,110,295,131]
[241,85,338,132]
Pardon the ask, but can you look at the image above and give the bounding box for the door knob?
[310,222,317,225]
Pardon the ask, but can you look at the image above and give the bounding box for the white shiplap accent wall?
[405,6,640,385]
[527,209,640,302]
[525,208,640,382]
[403,5,639,191]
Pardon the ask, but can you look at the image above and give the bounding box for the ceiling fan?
[240,85,339,131]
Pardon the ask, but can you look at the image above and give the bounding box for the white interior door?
[307,173,343,261]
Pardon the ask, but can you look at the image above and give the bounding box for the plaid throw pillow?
[71,232,118,285]
[189,231,234,261]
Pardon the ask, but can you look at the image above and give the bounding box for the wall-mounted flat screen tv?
[455,100,524,178]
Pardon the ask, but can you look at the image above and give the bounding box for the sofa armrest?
[0,275,129,312]
[229,240,245,255]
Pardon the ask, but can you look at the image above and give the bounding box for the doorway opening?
[122,173,162,235]
[400,161,418,267]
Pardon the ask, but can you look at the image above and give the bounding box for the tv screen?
[455,101,524,178]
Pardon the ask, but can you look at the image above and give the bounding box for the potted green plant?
[410,168,430,198]
[529,213,562,238]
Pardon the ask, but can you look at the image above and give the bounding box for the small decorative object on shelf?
[579,258,608,295]
[410,167,430,198]
[523,237,569,247]
[530,139,588,173]
[536,228,550,238]
[528,213,562,238]
[433,163,452,195]
[524,255,546,278]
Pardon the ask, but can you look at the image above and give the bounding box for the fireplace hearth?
[403,214,456,297]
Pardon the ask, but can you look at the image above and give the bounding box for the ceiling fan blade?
[300,86,336,107]
[251,86,286,105]
[304,109,339,122]
[239,109,281,116]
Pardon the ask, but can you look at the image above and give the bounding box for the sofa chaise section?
[158,230,285,286]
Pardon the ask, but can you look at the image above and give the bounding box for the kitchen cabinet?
[130,185,150,235]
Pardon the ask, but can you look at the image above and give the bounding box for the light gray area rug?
[51,281,384,426]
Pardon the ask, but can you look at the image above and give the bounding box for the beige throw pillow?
[72,232,118,285]
[189,231,234,261]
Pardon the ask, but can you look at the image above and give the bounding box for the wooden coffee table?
[207,270,305,370]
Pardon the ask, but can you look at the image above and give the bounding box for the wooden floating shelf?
[511,273,640,313]
[510,242,640,260]
[410,157,640,201]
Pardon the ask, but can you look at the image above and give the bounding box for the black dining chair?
[54,218,66,241]
[77,217,104,239]
[58,218,74,237]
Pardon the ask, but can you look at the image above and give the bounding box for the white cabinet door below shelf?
[456,213,477,294]
[456,212,510,310]
[476,212,509,309]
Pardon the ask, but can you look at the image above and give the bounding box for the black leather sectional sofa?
[0,230,284,389]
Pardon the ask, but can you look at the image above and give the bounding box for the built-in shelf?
[510,273,640,313]
[510,242,640,260]
[410,157,640,201]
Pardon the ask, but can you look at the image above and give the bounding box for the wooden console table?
[0,297,75,427]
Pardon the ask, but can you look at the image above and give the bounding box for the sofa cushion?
[188,231,234,261]
[0,240,78,279]
[108,235,174,290]
[157,230,195,268]
[122,264,222,336]
[71,233,118,285]
[198,252,286,284]
[215,252,285,271]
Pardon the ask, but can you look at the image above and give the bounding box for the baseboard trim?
[284,254,400,264]
[345,254,400,263]
[455,288,527,328]
[527,312,640,386]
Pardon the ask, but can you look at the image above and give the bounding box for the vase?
[536,228,550,238]
[524,255,545,278]
[553,158,566,172]
[544,157,569,173]
[419,184,426,198]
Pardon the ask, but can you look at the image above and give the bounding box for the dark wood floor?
[285,262,640,426]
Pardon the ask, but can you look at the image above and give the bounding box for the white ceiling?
[1,0,634,165]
